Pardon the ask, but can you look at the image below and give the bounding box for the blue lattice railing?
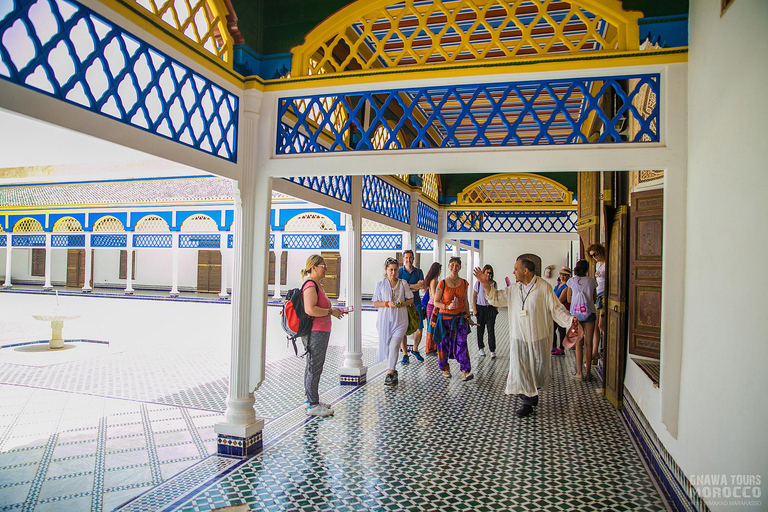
[362,176,410,224]
[447,210,577,233]
[91,234,127,247]
[0,0,239,161]
[277,75,659,154]
[361,234,402,251]
[0,235,5,246]
[416,235,434,251]
[133,234,172,248]
[282,234,339,250]
[268,234,273,250]
[417,201,438,234]
[283,176,351,204]
[51,234,85,247]
[179,234,220,248]
[12,234,45,247]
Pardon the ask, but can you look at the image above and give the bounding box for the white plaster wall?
[624,2,768,510]
[481,238,574,289]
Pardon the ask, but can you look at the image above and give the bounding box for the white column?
[43,233,52,290]
[271,232,282,300]
[451,242,459,259]
[170,232,179,296]
[436,209,447,268]
[3,235,11,288]
[409,194,419,253]
[219,246,229,299]
[340,176,366,383]
[215,89,267,455]
[82,234,92,292]
[338,229,348,304]
[124,235,134,294]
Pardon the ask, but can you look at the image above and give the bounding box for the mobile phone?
[505,276,512,287]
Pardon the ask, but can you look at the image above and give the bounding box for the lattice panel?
[93,217,125,232]
[416,235,434,251]
[291,0,640,75]
[133,234,172,247]
[268,234,273,250]
[362,176,410,224]
[180,214,218,232]
[282,234,340,250]
[639,170,664,183]
[0,235,5,246]
[51,234,85,247]
[0,0,239,161]
[91,234,127,247]
[421,174,439,202]
[371,123,405,150]
[131,0,233,63]
[446,210,578,233]
[278,75,660,153]
[179,234,220,248]
[12,234,45,246]
[283,176,351,204]
[13,218,43,232]
[52,217,84,232]
[284,213,337,232]
[458,174,571,205]
[417,200,438,234]
[361,219,400,232]
[135,215,171,232]
[361,234,402,251]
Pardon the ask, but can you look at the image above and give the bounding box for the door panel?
[197,250,221,293]
[628,189,663,359]
[320,251,340,298]
[66,249,85,288]
[604,206,628,408]
[577,172,600,258]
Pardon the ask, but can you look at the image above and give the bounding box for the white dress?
[372,278,413,364]
[485,277,574,397]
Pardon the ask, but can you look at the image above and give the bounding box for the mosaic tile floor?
[0,292,668,511]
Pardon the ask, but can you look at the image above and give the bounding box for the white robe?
[485,277,574,397]
[372,278,413,364]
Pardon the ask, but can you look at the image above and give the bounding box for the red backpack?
[280,280,317,356]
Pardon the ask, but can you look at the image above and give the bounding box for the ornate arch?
[93,216,126,232]
[52,217,84,232]
[456,173,572,207]
[291,0,641,76]
[285,213,337,232]
[13,218,43,232]
[180,214,218,232]
[135,215,171,232]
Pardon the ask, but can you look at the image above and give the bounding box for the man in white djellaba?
[474,257,579,418]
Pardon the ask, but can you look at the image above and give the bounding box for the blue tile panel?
[51,234,85,247]
[281,234,339,250]
[229,233,234,249]
[361,234,401,251]
[217,432,263,458]
[179,234,221,248]
[91,234,127,247]
[362,176,410,224]
[416,200,438,234]
[0,0,239,161]
[11,234,45,246]
[340,374,366,386]
[282,176,351,204]
[277,74,660,154]
[133,234,172,248]
[447,210,577,233]
[0,234,5,245]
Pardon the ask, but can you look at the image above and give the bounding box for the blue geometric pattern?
[12,234,45,247]
[91,234,127,247]
[416,235,433,251]
[0,234,5,246]
[283,176,351,203]
[277,74,660,154]
[0,0,239,161]
[179,234,220,248]
[51,234,85,247]
[417,201,438,234]
[362,176,410,224]
[230,234,234,249]
[361,234,402,251]
[133,234,172,248]
[447,210,577,233]
[282,234,339,250]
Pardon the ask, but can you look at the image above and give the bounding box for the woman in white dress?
[372,257,414,386]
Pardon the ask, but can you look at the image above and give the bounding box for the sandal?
[442,371,452,379]
[462,372,474,382]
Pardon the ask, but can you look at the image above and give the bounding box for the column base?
[215,420,264,458]
[219,293,230,299]
[43,286,53,291]
[2,283,11,289]
[339,366,368,386]
[169,292,180,297]
[81,288,92,293]
[124,290,134,295]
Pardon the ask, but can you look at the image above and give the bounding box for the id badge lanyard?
[518,277,537,317]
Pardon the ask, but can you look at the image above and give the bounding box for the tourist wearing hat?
[551,267,571,355]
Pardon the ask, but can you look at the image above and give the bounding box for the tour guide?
[473,257,579,418]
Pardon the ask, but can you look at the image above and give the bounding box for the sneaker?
[400,355,410,365]
[410,350,424,362]
[478,348,485,357]
[571,373,583,381]
[307,403,334,417]
[384,372,396,386]
[516,404,534,418]
[391,370,399,385]
[552,348,565,356]
[490,352,496,359]
[551,348,558,355]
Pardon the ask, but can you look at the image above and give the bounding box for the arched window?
[457,173,573,206]
[361,219,400,232]
[13,218,44,232]
[52,217,84,232]
[180,214,218,232]
[135,215,171,232]
[284,213,337,232]
[93,217,125,232]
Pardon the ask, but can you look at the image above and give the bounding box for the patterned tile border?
[623,387,705,512]
[339,374,366,386]
[217,433,262,458]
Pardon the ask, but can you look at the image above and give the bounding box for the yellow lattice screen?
[457,173,572,206]
[285,213,337,231]
[180,214,218,232]
[291,0,641,76]
[421,174,439,202]
[135,215,171,232]
[93,217,125,232]
[14,218,44,232]
[131,0,233,63]
[52,217,84,232]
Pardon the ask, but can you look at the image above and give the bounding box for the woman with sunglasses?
[433,256,474,381]
[586,244,606,364]
[372,257,414,387]
[472,264,498,359]
[300,255,345,417]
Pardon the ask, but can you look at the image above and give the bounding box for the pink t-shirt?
[303,280,332,332]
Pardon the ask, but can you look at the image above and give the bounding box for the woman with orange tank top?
[433,256,475,381]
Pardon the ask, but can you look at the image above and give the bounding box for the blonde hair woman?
[300,255,345,417]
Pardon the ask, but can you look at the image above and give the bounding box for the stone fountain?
[32,292,81,349]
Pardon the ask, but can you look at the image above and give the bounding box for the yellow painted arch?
[456,172,573,207]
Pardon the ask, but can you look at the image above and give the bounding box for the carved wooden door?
[577,172,600,258]
[66,249,85,288]
[604,206,629,407]
[320,251,340,298]
[197,250,221,293]
[268,251,287,286]
[628,189,663,359]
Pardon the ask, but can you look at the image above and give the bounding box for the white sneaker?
[478,349,485,356]
[306,403,334,417]
[490,352,496,359]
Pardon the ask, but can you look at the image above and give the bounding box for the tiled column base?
[217,431,263,458]
[340,373,366,386]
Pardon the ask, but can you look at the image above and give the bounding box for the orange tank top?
[438,278,468,317]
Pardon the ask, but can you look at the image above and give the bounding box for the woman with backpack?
[433,256,474,381]
[552,266,571,356]
[566,259,597,381]
[422,262,442,354]
[300,255,345,417]
[372,257,414,387]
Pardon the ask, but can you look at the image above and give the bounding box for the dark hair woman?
[472,264,498,358]
[422,262,442,354]
[566,259,597,381]
[433,256,474,381]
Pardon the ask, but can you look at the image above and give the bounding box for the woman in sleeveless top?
[422,262,442,354]
[433,257,474,381]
